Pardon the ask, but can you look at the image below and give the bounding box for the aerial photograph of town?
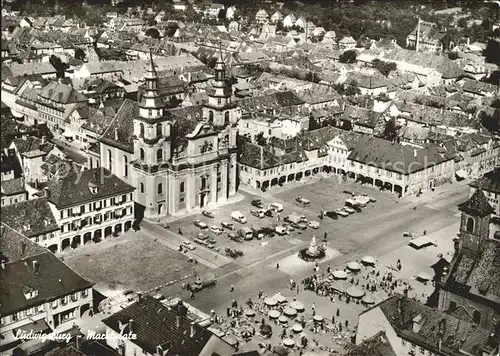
[0,0,499,355]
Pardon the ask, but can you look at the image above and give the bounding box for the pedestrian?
[276,263,280,269]
[296,285,299,294]
[230,284,234,292]
[331,315,335,324]
[191,292,195,300]
[327,266,331,274]
[227,307,231,316]
[336,308,340,317]
[312,302,315,312]
[345,320,349,328]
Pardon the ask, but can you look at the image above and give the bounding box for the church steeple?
[139,48,163,119]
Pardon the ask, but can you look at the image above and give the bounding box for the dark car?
[291,222,307,230]
[202,210,214,218]
[260,226,276,237]
[326,211,338,220]
[251,199,264,208]
[221,221,235,230]
[264,209,274,217]
[228,232,242,243]
[354,206,362,213]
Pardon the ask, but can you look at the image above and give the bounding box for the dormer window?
[44,218,51,226]
[89,186,98,194]
[24,224,31,231]
[23,287,39,300]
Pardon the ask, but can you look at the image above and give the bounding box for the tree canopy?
[371,59,397,77]
[339,50,357,64]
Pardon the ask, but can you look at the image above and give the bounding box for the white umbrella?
[283,307,297,317]
[361,256,376,265]
[245,309,256,317]
[313,314,324,322]
[292,324,303,332]
[283,338,295,347]
[417,272,431,281]
[273,293,287,303]
[278,315,288,323]
[347,286,365,298]
[347,261,361,271]
[264,297,278,306]
[269,310,280,319]
[290,301,304,311]
[332,270,348,279]
[362,294,375,304]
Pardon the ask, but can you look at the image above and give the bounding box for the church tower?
[133,49,171,167]
[203,43,239,127]
[457,189,494,252]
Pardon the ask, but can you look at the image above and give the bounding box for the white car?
[343,206,355,214]
[183,241,196,250]
[210,226,223,235]
[308,221,320,229]
[335,209,349,217]
[194,220,208,229]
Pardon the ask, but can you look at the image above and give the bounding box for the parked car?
[207,237,217,245]
[326,211,338,220]
[183,241,196,250]
[221,221,235,230]
[343,206,355,214]
[369,197,377,203]
[250,209,265,218]
[251,199,264,208]
[300,215,308,223]
[275,226,288,235]
[296,196,310,205]
[202,210,214,218]
[282,223,295,232]
[308,221,320,229]
[252,228,265,240]
[210,226,223,235]
[268,203,283,212]
[231,211,247,224]
[335,209,349,217]
[153,294,166,301]
[264,209,274,217]
[194,220,208,229]
[228,232,242,243]
[195,237,207,245]
[260,226,276,237]
[354,206,362,213]
[291,221,307,230]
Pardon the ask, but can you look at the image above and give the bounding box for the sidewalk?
[403,179,471,205]
[143,192,246,224]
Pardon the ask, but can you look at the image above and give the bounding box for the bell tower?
[457,189,493,253]
[203,42,239,127]
[133,49,171,167]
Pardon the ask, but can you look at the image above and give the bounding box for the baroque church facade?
[97,50,240,219]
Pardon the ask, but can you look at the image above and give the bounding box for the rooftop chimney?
[137,292,142,301]
[1,260,5,270]
[128,318,134,334]
[412,314,424,333]
[114,127,119,141]
[21,242,26,256]
[176,315,181,328]
[190,322,196,338]
[41,135,46,144]
[396,298,402,313]
[32,260,39,273]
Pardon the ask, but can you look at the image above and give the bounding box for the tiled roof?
[366,295,495,356]
[458,189,494,217]
[237,91,305,114]
[0,177,25,196]
[346,73,387,89]
[39,81,87,104]
[347,135,449,174]
[102,297,215,356]
[0,224,46,262]
[346,331,396,356]
[47,167,135,208]
[0,250,93,315]
[99,99,136,153]
[11,136,53,155]
[470,168,500,195]
[7,62,57,77]
[444,239,500,306]
[0,198,58,238]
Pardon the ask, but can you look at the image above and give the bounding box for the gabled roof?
[0,177,25,196]
[0,197,59,237]
[347,135,449,174]
[345,331,396,356]
[0,249,93,315]
[39,81,87,104]
[364,294,496,356]
[470,168,500,195]
[47,167,135,208]
[102,297,217,356]
[457,189,494,217]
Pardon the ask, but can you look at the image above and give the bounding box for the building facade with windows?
[469,168,500,217]
[0,228,93,350]
[45,167,135,252]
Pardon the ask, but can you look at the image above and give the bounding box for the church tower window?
[140,148,145,161]
[157,149,163,163]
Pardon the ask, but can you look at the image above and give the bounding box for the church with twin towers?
[97,48,240,219]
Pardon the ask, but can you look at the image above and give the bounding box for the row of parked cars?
[327,195,376,219]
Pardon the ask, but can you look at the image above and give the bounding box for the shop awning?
[409,235,434,249]
[455,169,467,180]
[14,319,51,335]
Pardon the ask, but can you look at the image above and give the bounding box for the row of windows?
[59,194,131,219]
[4,290,89,324]
[140,181,185,194]
[61,207,131,232]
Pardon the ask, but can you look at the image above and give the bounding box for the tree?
[457,17,468,29]
[339,50,357,64]
[448,52,459,60]
[345,80,361,96]
[74,48,86,61]
[491,98,500,110]
[49,55,67,78]
[372,59,397,77]
[255,132,266,146]
[383,118,398,141]
[145,27,161,39]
